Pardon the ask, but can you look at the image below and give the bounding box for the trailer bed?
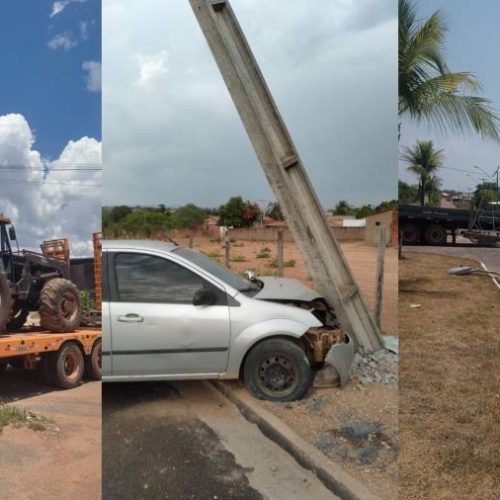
[0,328,101,359]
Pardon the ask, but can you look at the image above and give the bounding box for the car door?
[108,251,231,377]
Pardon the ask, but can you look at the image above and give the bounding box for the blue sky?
[400,0,500,192]
[0,0,101,256]
[0,0,101,159]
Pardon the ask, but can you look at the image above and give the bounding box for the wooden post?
[224,230,231,268]
[277,229,284,277]
[188,233,194,248]
[375,226,388,331]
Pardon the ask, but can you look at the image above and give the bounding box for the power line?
[0,164,102,171]
[0,178,101,187]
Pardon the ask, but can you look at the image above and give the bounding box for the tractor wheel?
[7,306,30,331]
[39,278,82,333]
[0,274,13,334]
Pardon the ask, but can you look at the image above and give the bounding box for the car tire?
[243,338,312,402]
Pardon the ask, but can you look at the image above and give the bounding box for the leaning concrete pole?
[189,0,384,351]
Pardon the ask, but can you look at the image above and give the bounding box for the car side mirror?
[193,289,216,306]
[8,227,16,241]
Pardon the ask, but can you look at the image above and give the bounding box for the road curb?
[212,381,381,500]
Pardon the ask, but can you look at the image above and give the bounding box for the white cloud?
[50,0,87,18]
[0,113,101,257]
[80,20,89,40]
[133,51,168,89]
[83,61,101,92]
[48,32,77,51]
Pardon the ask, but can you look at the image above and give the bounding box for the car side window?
[113,252,225,305]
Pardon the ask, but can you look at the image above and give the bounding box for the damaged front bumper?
[305,326,355,387]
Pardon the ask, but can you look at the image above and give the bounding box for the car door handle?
[117,314,144,323]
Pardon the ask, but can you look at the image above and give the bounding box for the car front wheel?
[243,338,312,402]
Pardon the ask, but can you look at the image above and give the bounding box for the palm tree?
[402,140,443,206]
[399,0,499,141]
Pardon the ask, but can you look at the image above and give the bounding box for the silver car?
[102,240,353,401]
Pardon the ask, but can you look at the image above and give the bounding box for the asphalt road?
[405,244,500,273]
[103,381,338,500]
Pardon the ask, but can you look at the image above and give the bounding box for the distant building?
[364,210,398,246]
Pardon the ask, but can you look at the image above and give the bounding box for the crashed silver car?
[102,240,354,401]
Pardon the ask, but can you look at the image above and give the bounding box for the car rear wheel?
[243,338,312,402]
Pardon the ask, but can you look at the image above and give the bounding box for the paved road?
[103,381,338,500]
[406,245,500,273]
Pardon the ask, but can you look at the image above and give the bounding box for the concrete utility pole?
[189,0,384,351]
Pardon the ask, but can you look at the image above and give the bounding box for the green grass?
[0,405,52,433]
[256,250,271,259]
[230,255,247,263]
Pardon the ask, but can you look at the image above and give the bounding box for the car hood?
[254,277,322,303]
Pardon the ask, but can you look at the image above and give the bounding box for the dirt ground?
[0,382,101,500]
[176,235,398,335]
[399,251,499,499]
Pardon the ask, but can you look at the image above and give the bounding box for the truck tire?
[84,338,102,380]
[424,224,447,245]
[39,278,82,333]
[0,274,13,334]
[401,223,420,245]
[0,361,8,374]
[7,306,29,330]
[48,342,84,389]
[243,338,312,402]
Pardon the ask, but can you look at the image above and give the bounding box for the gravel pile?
[351,349,398,385]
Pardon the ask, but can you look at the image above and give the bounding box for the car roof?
[103,240,179,253]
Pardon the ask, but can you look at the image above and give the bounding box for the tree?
[171,203,205,229]
[353,205,374,219]
[402,139,443,206]
[332,200,354,216]
[218,196,260,228]
[398,180,419,204]
[265,202,284,221]
[474,182,498,210]
[399,0,499,141]
[109,205,132,223]
[123,210,172,236]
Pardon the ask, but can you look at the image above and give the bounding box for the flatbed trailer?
[0,327,101,389]
[400,204,500,246]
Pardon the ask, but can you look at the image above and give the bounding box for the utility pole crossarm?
[189,0,384,351]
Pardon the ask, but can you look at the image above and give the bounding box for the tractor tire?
[39,278,82,333]
[7,306,29,331]
[243,338,312,402]
[47,342,84,389]
[424,224,447,245]
[84,338,102,380]
[0,273,13,334]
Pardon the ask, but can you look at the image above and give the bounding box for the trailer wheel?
[424,224,447,245]
[401,223,420,245]
[48,342,84,389]
[84,338,102,380]
[0,273,13,334]
[39,278,82,333]
[243,338,312,402]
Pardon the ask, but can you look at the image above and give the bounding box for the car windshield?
[173,247,259,292]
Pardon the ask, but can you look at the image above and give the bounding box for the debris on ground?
[350,349,398,385]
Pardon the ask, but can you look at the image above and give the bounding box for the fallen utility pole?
[189,0,384,351]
